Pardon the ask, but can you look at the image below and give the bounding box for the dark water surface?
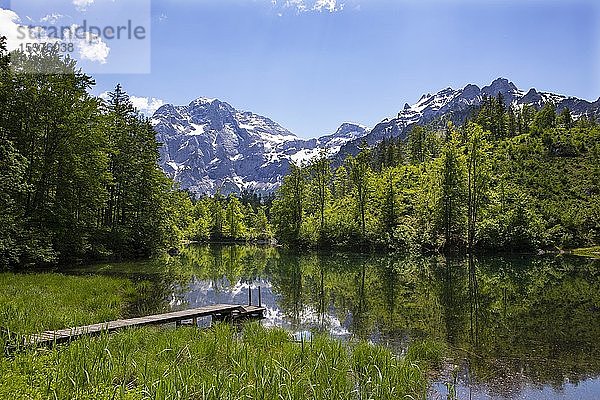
[68,244,600,400]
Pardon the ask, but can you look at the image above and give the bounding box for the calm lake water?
[68,244,600,400]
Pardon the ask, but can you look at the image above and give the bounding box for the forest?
[0,38,281,270]
[0,38,187,269]
[166,94,600,255]
[2,38,600,271]
[270,98,600,253]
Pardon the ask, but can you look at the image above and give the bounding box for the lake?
[66,244,600,400]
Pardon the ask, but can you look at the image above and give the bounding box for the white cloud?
[0,8,110,66]
[98,93,164,116]
[72,0,95,11]
[0,8,64,57]
[0,8,36,52]
[40,13,64,24]
[130,96,165,116]
[72,30,110,64]
[285,0,307,13]
[62,25,110,64]
[273,0,345,13]
[313,0,343,12]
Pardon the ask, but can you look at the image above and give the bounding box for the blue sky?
[1,0,599,138]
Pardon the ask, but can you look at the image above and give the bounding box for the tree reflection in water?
[72,244,600,396]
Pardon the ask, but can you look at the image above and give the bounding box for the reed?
[1,323,432,399]
[0,272,133,351]
[0,273,440,399]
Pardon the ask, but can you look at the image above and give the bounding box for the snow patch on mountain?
[152,98,368,196]
[339,77,600,154]
[153,78,600,195]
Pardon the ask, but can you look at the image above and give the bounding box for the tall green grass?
[0,273,134,350]
[572,246,600,259]
[1,323,431,399]
[0,273,442,399]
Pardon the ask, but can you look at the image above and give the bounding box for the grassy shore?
[0,273,134,344]
[572,246,600,259]
[0,272,440,399]
[1,323,439,399]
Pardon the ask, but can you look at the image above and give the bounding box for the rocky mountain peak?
[460,84,481,100]
[481,77,520,100]
[153,78,600,196]
[337,77,600,156]
[152,100,368,196]
[520,88,543,104]
[334,122,367,136]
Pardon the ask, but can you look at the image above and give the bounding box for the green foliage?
[224,195,245,239]
[404,339,446,366]
[573,246,600,259]
[306,150,331,233]
[272,164,306,243]
[0,41,183,268]
[169,193,274,243]
[532,103,557,134]
[0,323,428,400]
[408,125,442,163]
[98,85,178,259]
[465,123,491,251]
[434,130,467,250]
[0,138,30,268]
[252,207,272,240]
[271,103,600,253]
[557,107,574,130]
[0,273,133,350]
[349,145,372,238]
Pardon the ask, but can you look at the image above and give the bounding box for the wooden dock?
[25,303,265,348]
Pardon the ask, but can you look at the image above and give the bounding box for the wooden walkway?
[25,304,265,347]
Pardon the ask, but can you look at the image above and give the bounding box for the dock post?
[258,286,262,307]
[248,285,252,306]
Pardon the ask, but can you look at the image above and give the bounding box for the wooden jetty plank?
[24,303,265,347]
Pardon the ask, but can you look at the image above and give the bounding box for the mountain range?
[151,78,600,196]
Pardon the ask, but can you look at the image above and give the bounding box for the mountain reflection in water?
[72,244,600,400]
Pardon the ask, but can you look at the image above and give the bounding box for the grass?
[404,339,446,366]
[0,272,135,350]
[572,246,600,259]
[0,272,440,399]
[0,323,432,399]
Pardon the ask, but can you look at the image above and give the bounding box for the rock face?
[152,78,600,195]
[152,97,367,196]
[338,77,600,156]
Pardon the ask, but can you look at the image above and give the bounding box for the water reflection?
[429,254,600,399]
[74,244,600,399]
